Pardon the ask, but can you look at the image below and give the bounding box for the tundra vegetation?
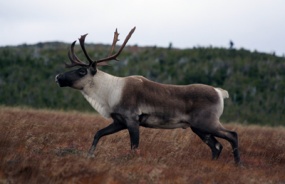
[0,107,284,183]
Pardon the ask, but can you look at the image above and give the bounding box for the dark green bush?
[0,43,284,126]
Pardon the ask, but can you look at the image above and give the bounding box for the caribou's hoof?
[86,152,95,158]
[129,149,141,157]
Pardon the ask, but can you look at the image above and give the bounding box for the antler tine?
[96,27,136,65]
[108,28,120,56]
[78,34,94,66]
[65,41,89,68]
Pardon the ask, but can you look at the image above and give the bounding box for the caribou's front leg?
[88,121,126,156]
[124,118,140,157]
[126,121,140,150]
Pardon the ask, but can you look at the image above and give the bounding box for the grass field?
[0,107,284,183]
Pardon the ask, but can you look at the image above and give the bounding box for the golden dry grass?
[0,107,284,183]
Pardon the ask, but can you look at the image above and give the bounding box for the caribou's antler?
[96,27,136,65]
[65,27,136,68]
[108,28,120,57]
[65,41,90,68]
[79,34,94,66]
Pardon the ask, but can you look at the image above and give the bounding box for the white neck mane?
[81,70,125,118]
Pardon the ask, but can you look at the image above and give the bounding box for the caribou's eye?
[77,68,87,76]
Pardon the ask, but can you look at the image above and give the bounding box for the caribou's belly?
[139,113,190,129]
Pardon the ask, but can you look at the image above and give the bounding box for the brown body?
[55,27,240,165]
[120,76,223,130]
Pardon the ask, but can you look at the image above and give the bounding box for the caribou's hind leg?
[213,128,240,165]
[191,127,223,160]
[208,123,240,165]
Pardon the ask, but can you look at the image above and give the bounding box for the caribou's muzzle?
[55,73,70,87]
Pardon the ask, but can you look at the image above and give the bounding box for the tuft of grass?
[0,106,285,183]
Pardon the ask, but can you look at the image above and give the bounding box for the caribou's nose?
[55,74,60,83]
[55,74,69,87]
[55,74,64,85]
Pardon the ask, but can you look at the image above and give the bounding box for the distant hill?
[0,42,284,126]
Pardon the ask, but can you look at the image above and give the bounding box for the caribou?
[55,27,240,165]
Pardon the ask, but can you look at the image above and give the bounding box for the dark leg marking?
[211,129,240,165]
[126,120,140,150]
[191,127,223,160]
[88,121,126,156]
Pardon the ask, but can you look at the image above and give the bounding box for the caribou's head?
[55,27,136,89]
